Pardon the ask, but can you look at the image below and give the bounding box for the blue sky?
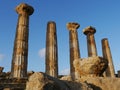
[0,0,120,75]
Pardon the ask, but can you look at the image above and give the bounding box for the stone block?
[74,56,108,78]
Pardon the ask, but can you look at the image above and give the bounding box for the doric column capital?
[83,26,96,35]
[67,22,80,31]
[16,3,34,15]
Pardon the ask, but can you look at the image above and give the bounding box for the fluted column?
[83,26,97,57]
[67,22,80,79]
[11,3,34,78]
[45,21,58,78]
[102,38,115,77]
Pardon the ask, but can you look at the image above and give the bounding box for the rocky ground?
[26,72,120,90]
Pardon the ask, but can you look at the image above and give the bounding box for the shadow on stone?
[62,80,93,90]
[87,83,102,90]
[43,83,61,90]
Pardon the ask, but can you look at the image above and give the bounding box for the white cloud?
[38,48,46,58]
[60,68,70,75]
[0,54,4,61]
[115,63,120,73]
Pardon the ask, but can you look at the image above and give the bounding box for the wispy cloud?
[0,54,5,61]
[60,68,70,75]
[38,48,46,58]
[115,63,120,73]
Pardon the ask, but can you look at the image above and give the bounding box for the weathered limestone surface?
[65,81,93,90]
[67,22,80,80]
[78,77,120,90]
[45,21,58,78]
[73,56,108,78]
[0,72,11,79]
[61,75,120,90]
[0,78,27,90]
[11,3,34,78]
[60,75,72,81]
[26,72,70,90]
[26,72,93,90]
[102,38,115,77]
[1,72,120,90]
[83,26,97,57]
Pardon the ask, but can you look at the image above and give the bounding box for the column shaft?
[87,34,97,57]
[45,21,58,78]
[11,3,34,78]
[102,38,115,77]
[69,30,80,77]
[67,22,80,80]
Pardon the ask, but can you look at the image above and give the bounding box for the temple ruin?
[0,3,120,90]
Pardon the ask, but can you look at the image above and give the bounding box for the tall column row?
[10,3,115,78]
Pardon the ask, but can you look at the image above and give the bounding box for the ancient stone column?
[11,3,34,78]
[83,26,97,57]
[67,22,80,79]
[102,38,115,77]
[45,21,58,78]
